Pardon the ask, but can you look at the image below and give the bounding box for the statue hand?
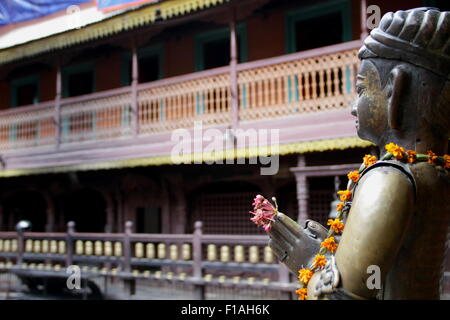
[268,212,328,275]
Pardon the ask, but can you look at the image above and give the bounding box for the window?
[195,24,248,71]
[11,75,40,108]
[121,45,163,86]
[62,62,95,98]
[285,0,352,53]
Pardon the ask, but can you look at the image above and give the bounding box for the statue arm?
[310,164,415,299]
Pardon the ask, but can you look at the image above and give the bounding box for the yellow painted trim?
[0,0,230,65]
[0,137,373,178]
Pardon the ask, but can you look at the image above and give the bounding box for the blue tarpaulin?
[97,0,159,12]
[0,0,91,26]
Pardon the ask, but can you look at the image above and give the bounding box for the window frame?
[62,61,96,98]
[194,23,248,72]
[285,0,352,54]
[120,44,164,87]
[10,74,40,108]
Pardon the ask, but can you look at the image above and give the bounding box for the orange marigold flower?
[363,154,377,167]
[327,218,345,234]
[336,202,344,212]
[385,142,405,160]
[427,150,438,164]
[337,190,352,202]
[321,237,338,253]
[313,254,327,269]
[444,155,450,170]
[406,150,417,164]
[347,170,360,183]
[298,268,314,284]
[296,288,308,300]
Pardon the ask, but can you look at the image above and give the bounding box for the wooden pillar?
[44,193,55,232]
[294,155,309,225]
[229,8,239,129]
[55,59,62,148]
[104,192,114,233]
[166,174,186,234]
[360,0,368,40]
[131,40,139,136]
[0,204,4,231]
[114,188,124,233]
[161,177,171,234]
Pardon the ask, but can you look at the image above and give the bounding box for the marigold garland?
[444,155,450,170]
[385,143,405,160]
[407,150,417,164]
[291,142,449,300]
[363,154,377,167]
[320,237,338,253]
[312,254,328,269]
[337,190,352,202]
[298,268,314,284]
[427,150,438,164]
[296,288,308,300]
[347,171,360,183]
[327,218,345,234]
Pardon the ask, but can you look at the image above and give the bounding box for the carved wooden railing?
[0,221,295,299]
[237,45,358,121]
[0,41,360,152]
[0,102,56,150]
[60,89,133,144]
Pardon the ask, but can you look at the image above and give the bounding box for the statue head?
[353,7,450,153]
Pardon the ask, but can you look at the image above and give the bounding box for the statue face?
[351,59,389,144]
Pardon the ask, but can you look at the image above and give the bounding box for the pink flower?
[249,195,277,232]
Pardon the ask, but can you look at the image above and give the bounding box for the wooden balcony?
[0,41,362,173]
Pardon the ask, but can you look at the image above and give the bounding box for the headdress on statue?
[359,7,450,79]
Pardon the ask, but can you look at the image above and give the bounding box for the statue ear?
[387,67,407,129]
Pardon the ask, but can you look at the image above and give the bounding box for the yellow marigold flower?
[444,155,450,170]
[298,268,314,284]
[406,150,417,164]
[296,288,308,300]
[313,254,327,269]
[337,190,352,202]
[327,218,345,234]
[347,170,360,183]
[336,202,344,212]
[321,237,338,253]
[385,142,405,160]
[363,154,377,167]
[427,150,438,164]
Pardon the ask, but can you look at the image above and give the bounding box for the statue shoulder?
[355,160,417,200]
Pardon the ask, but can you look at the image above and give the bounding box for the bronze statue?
[262,7,450,300]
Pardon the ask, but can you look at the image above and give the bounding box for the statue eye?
[356,85,365,96]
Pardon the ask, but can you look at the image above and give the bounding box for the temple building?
[0,0,448,296]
